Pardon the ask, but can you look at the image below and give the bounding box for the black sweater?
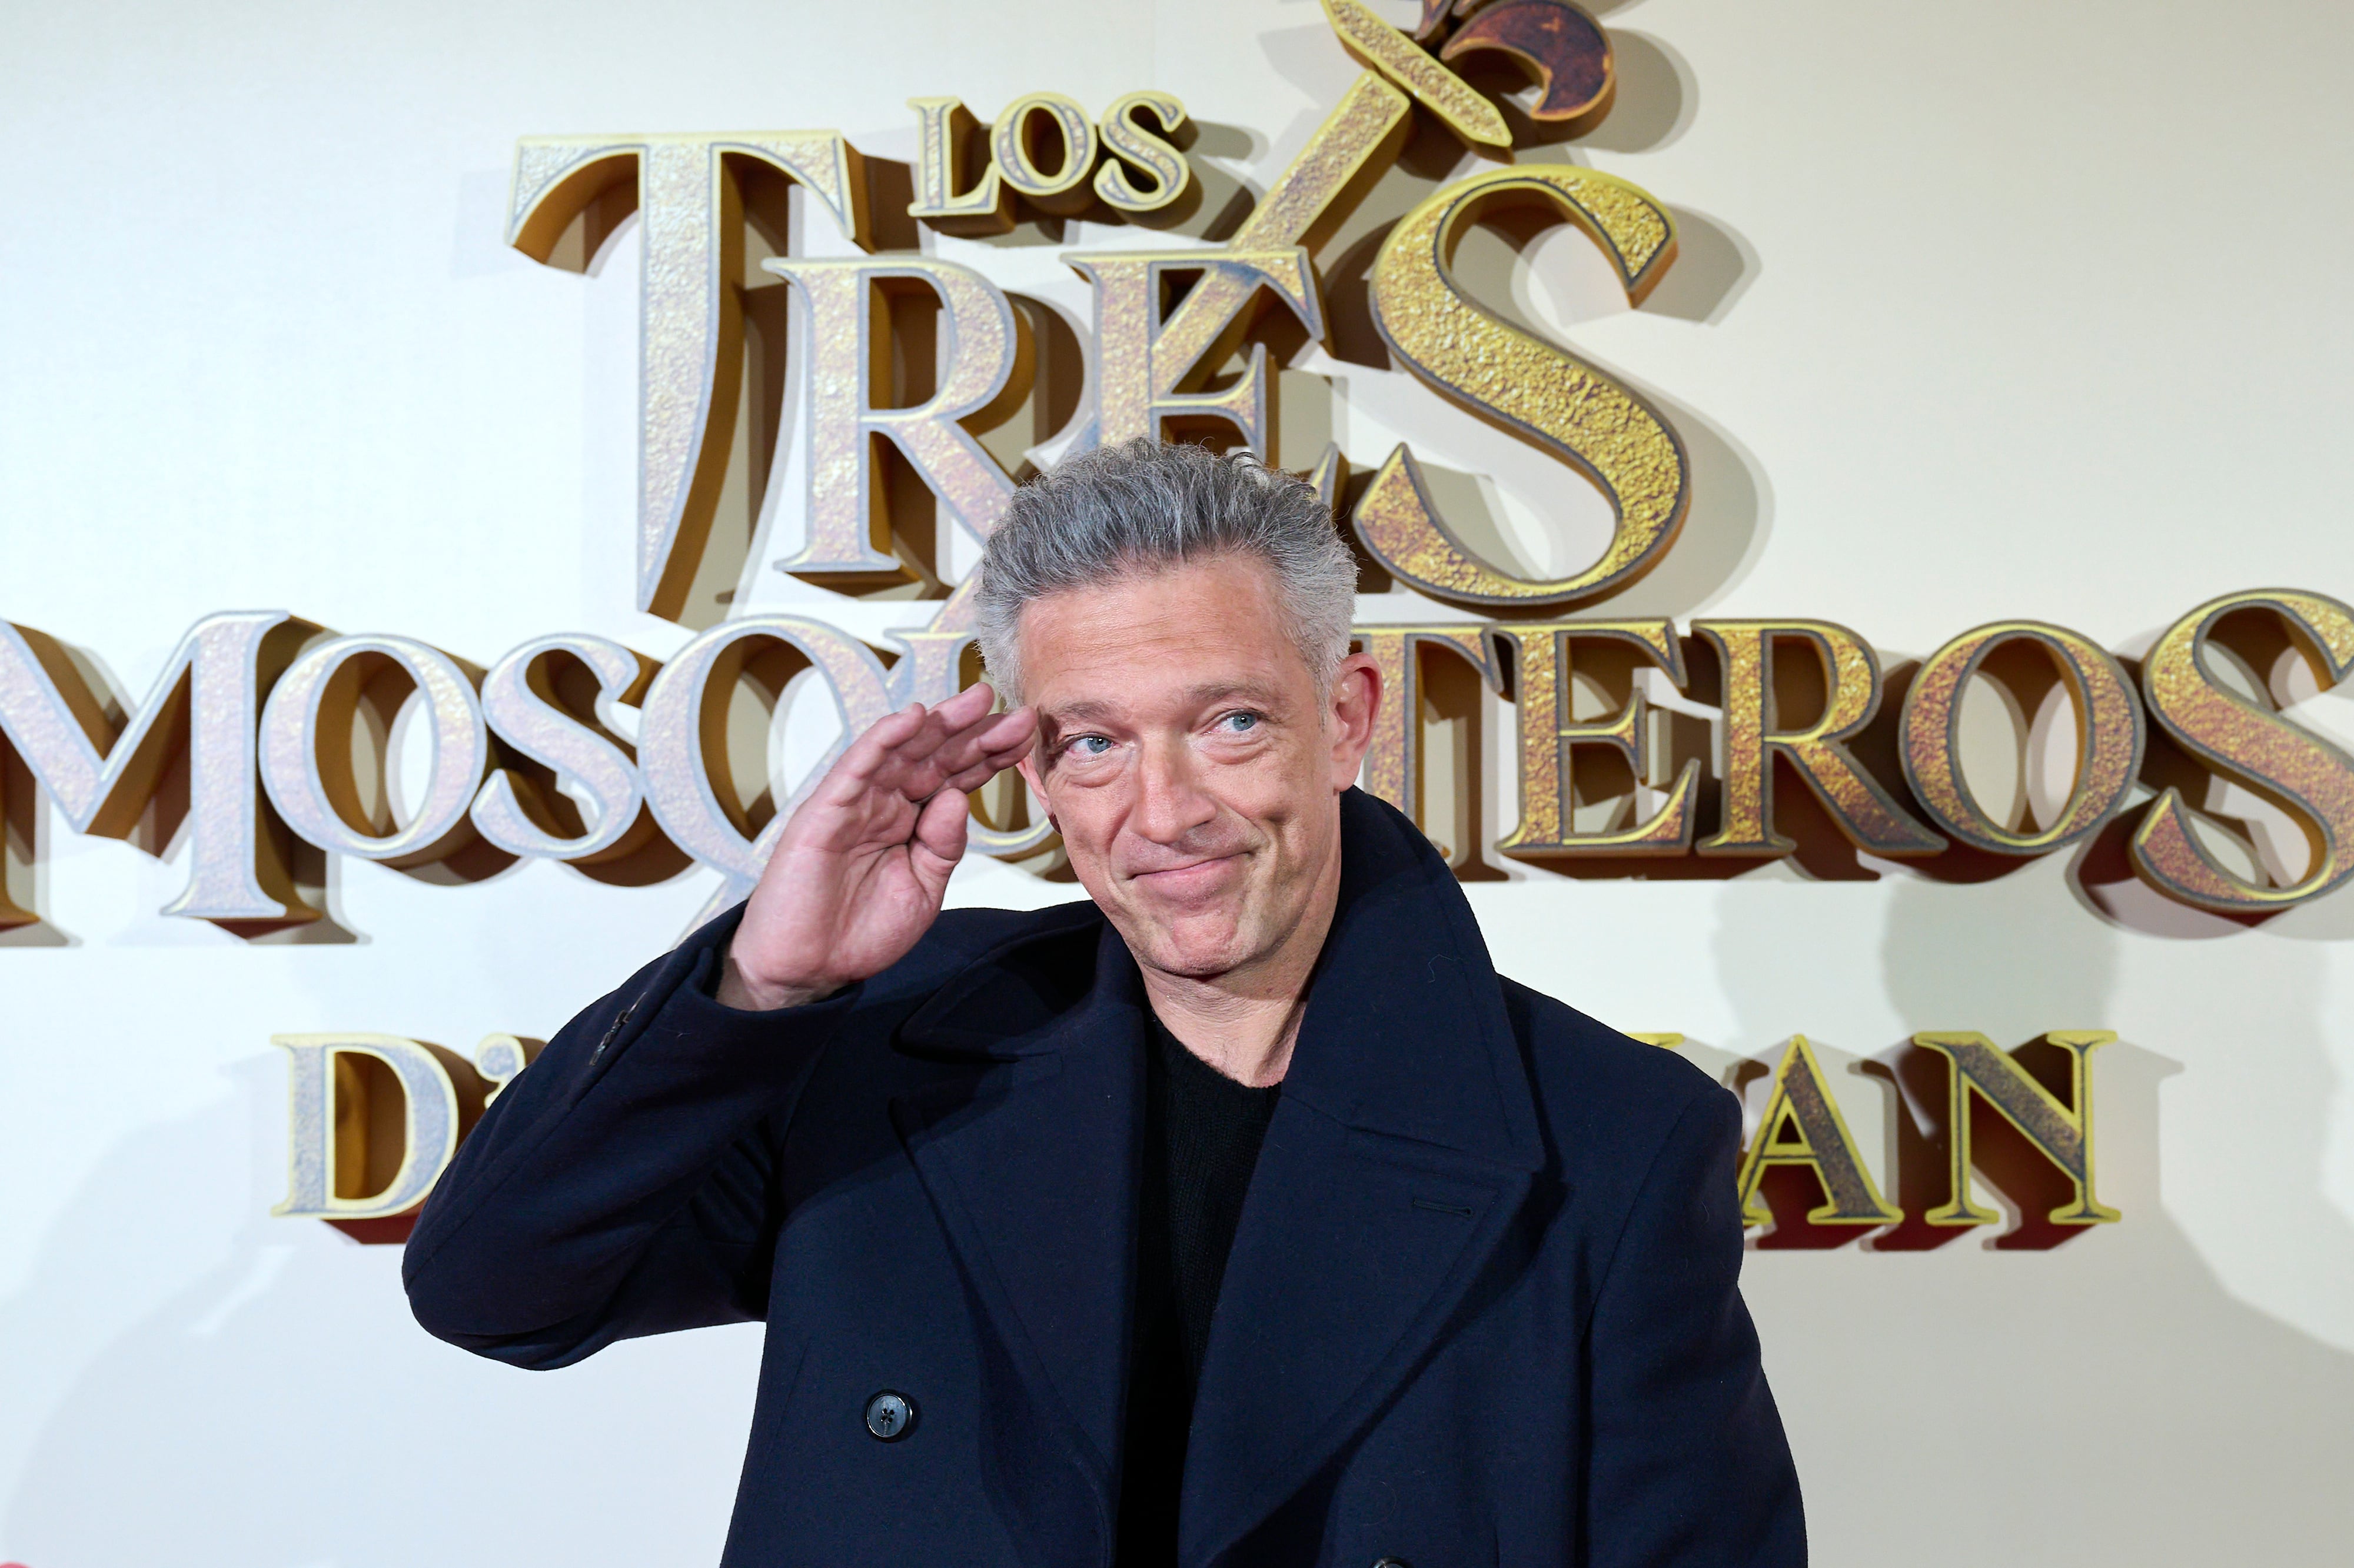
[1114,1015,1282,1563]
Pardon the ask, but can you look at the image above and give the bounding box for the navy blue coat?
[405,790,1804,1566]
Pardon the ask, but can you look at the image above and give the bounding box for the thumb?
[910,787,971,882]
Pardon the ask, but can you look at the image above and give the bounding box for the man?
[405,439,1805,1566]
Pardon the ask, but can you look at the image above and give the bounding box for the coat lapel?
[889,914,1142,1557]
[885,792,1548,1564]
[1181,791,1546,1564]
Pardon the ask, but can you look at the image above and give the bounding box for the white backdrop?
[6,1,2354,1563]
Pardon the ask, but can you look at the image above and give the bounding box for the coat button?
[864,1390,916,1441]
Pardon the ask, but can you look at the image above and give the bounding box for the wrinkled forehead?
[1015,554,1314,716]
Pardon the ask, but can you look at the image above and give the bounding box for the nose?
[1131,732,1219,848]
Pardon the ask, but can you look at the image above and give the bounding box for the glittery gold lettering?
[1695,620,1944,857]
[1353,624,1501,831]
[1492,619,1698,856]
[760,257,1021,582]
[0,611,310,924]
[1366,165,1687,606]
[507,132,867,619]
[1914,1031,2120,1227]
[2130,590,2354,912]
[1735,1036,1901,1229]
[1899,621,2143,855]
[1065,248,1323,455]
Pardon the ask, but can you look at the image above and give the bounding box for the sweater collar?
[899,787,1541,1172]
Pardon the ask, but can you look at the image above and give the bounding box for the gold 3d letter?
[988,92,1099,216]
[1734,1036,1901,1229]
[0,611,311,924]
[1050,56,1417,453]
[1492,619,1700,856]
[258,635,490,868]
[506,131,867,619]
[273,1034,479,1222]
[759,257,1022,582]
[1365,163,1687,606]
[1353,624,1501,840]
[1095,91,1193,214]
[907,97,1013,234]
[1066,248,1324,457]
[473,634,661,864]
[2130,590,2354,912]
[1900,621,2144,854]
[1320,0,1509,148]
[1695,620,1946,857]
[1914,1031,2119,1227]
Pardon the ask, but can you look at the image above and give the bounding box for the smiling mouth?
[1132,853,1246,891]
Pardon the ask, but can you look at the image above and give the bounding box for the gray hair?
[974,438,1359,704]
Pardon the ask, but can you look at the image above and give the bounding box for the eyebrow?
[1179,679,1287,711]
[1039,698,1121,727]
[1039,680,1289,730]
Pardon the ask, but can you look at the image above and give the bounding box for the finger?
[937,739,1044,800]
[919,705,1038,784]
[850,711,962,808]
[869,681,999,789]
[942,709,1039,774]
[813,704,930,801]
[889,683,994,761]
[987,705,1039,755]
[939,757,1009,794]
[910,784,971,873]
[969,703,1035,748]
[936,680,999,728]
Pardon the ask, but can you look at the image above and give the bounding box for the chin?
[1129,912,1258,980]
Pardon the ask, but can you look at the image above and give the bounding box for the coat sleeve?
[401,908,861,1370]
[1582,1086,1807,1566]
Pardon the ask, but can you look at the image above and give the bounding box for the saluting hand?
[717,681,1039,1011]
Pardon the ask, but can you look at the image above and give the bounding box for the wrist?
[714,948,834,1013]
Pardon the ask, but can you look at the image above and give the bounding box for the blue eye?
[1068,734,1113,757]
[1219,711,1260,733]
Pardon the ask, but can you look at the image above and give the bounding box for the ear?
[1325,651,1382,791]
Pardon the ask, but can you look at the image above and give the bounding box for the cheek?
[1038,773,1123,847]
[1228,736,1324,810]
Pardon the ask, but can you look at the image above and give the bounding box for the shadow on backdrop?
[1697,868,2354,1563]
[0,1060,760,1568]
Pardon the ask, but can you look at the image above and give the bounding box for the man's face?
[1013,553,1379,984]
